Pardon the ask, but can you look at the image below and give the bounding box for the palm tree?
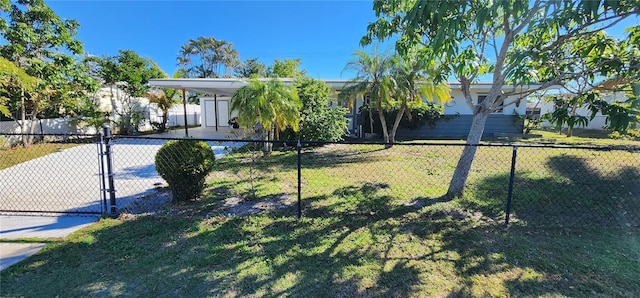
[390,53,451,143]
[342,48,395,146]
[230,78,300,156]
[177,37,240,78]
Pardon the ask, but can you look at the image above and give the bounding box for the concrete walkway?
[0,215,97,271]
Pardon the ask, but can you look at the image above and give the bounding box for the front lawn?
[1,143,639,297]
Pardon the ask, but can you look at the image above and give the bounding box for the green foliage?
[71,96,108,131]
[600,94,640,133]
[609,129,640,140]
[360,103,449,134]
[230,78,301,155]
[234,57,267,78]
[155,140,216,201]
[281,77,348,142]
[177,36,240,78]
[0,0,98,146]
[542,95,591,136]
[89,50,165,134]
[267,58,305,78]
[147,87,178,132]
[0,57,36,116]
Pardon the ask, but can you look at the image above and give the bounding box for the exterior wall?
[195,81,530,138]
[444,89,527,116]
[396,114,524,138]
[151,104,200,128]
[535,92,629,130]
[0,118,97,135]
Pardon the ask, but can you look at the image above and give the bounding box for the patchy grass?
[500,128,640,147]
[0,142,78,170]
[1,143,639,297]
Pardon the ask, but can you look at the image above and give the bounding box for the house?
[528,91,633,131]
[148,78,533,138]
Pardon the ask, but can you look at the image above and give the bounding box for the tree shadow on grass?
[459,154,640,228]
[4,173,639,297]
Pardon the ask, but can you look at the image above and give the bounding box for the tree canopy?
[177,36,240,78]
[0,0,98,146]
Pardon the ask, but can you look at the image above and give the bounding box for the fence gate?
[0,133,107,215]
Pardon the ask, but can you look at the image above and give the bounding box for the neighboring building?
[92,86,201,131]
[527,91,632,131]
[149,78,533,138]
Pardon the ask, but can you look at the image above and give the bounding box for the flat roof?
[148,78,543,96]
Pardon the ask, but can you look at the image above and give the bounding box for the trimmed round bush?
[155,139,215,201]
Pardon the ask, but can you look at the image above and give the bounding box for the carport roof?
[148,78,356,96]
[148,78,546,96]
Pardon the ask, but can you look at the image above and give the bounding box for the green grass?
[1,142,639,296]
[0,142,78,170]
[496,128,640,147]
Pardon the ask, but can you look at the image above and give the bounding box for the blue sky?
[46,0,638,81]
[47,0,385,79]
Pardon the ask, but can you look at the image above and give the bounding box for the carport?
[148,78,248,135]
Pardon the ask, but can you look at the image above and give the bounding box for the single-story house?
[148,78,535,138]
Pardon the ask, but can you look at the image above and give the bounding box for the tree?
[342,48,396,147]
[291,76,349,142]
[267,58,305,78]
[89,50,164,134]
[230,78,300,156]
[234,57,267,78]
[389,51,451,143]
[114,50,165,134]
[364,0,640,197]
[147,70,180,133]
[0,57,36,117]
[1,0,98,147]
[177,36,240,78]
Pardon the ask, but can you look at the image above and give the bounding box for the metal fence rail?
[2,132,639,229]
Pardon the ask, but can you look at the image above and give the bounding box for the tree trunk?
[368,105,374,134]
[389,105,406,145]
[109,85,117,121]
[567,102,578,137]
[446,110,491,197]
[160,111,168,132]
[377,107,390,148]
[20,90,28,148]
[262,124,273,157]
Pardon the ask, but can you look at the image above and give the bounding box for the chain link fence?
[0,133,103,215]
[2,132,639,229]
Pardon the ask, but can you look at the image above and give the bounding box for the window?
[477,95,503,113]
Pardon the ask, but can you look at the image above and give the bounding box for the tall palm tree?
[390,53,451,143]
[342,48,395,146]
[177,37,240,78]
[230,78,300,156]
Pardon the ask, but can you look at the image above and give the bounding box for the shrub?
[281,77,349,142]
[360,103,451,133]
[155,139,216,201]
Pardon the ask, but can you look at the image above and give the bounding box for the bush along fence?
[1,130,639,229]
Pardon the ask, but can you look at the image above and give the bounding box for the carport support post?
[103,125,117,215]
[505,146,518,225]
[182,88,189,137]
[297,140,302,219]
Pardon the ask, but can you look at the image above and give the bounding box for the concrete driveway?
[0,135,245,215]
